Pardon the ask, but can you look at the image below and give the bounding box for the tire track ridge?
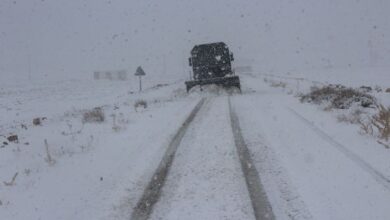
[229,97,276,220]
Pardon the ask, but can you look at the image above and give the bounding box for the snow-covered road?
[149,97,255,220]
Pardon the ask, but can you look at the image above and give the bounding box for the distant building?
[93,70,129,81]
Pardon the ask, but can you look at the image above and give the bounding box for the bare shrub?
[301,85,376,109]
[359,86,372,93]
[7,135,18,143]
[111,114,121,132]
[44,139,56,165]
[374,85,382,93]
[108,113,129,132]
[301,85,341,104]
[33,118,41,126]
[1,142,7,148]
[82,107,105,123]
[377,140,390,149]
[21,124,27,130]
[358,118,374,136]
[134,100,147,111]
[270,81,286,88]
[371,105,390,141]
[3,172,18,186]
[61,120,84,141]
[337,109,364,124]
[332,88,374,109]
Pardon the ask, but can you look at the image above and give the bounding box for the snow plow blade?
[185,76,241,92]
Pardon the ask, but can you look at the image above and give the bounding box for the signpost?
[134,66,146,92]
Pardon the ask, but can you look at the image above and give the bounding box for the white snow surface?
[1,67,390,220]
[150,97,254,220]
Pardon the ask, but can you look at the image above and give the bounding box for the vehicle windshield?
[192,45,230,67]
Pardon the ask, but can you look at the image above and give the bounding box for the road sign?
[135,66,146,92]
[135,66,146,76]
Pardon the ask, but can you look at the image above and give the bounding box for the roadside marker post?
[135,66,146,92]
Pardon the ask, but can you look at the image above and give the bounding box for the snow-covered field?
[0,78,199,219]
[234,71,390,219]
[1,68,390,220]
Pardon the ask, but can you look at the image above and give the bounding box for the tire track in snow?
[229,97,276,220]
[133,95,276,220]
[131,98,206,220]
[148,96,255,219]
[288,107,390,191]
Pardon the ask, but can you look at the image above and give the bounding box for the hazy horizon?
[1,0,389,82]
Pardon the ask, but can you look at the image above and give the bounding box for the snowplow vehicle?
[185,42,241,92]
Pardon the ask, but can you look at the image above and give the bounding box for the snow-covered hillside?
[1,67,389,220]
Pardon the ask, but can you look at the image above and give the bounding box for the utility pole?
[163,55,167,75]
[28,53,31,81]
[27,41,32,81]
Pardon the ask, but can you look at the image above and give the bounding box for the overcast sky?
[1,0,389,81]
